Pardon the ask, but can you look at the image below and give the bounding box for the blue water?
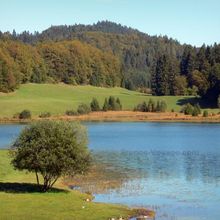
[1,122,220,220]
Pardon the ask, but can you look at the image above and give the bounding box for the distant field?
[0,83,218,118]
[0,150,133,220]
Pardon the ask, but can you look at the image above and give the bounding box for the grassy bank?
[1,83,217,118]
[0,150,139,220]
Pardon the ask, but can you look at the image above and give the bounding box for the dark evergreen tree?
[90,98,100,111]
[102,98,109,111]
[152,54,176,96]
[116,97,122,110]
[108,96,117,110]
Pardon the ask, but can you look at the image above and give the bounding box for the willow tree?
[11,121,91,192]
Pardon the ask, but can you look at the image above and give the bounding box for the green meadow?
[0,150,133,220]
[1,83,216,118]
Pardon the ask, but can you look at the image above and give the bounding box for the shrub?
[192,108,199,116]
[160,100,167,112]
[134,101,148,112]
[19,110,31,119]
[39,112,51,118]
[102,96,123,111]
[90,98,100,111]
[182,103,194,115]
[203,110,209,117]
[65,110,78,116]
[155,100,167,112]
[147,99,156,112]
[134,100,167,113]
[77,104,91,115]
[102,98,109,111]
[182,103,201,116]
[116,98,122,110]
[194,103,201,114]
[108,96,116,110]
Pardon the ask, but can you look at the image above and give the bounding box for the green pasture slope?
[0,150,132,220]
[0,83,217,118]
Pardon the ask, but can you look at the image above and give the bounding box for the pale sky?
[0,0,220,46]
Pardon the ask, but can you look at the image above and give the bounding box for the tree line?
[151,44,220,107]
[0,21,220,107]
[0,39,121,92]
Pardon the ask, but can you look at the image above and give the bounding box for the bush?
[116,98,122,110]
[182,103,194,115]
[182,103,201,116]
[102,96,122,111]
[102,98,109,111]
[147,99,156,112]
[194,103,201,114]
[19,110,31,119]
[77,104,91,115]
[134,100,167,112]
[134,101,147,112]
[160,100,167,112]
[192,108,199,116]
[65,110,78,116]
[39,112,51,118]
[203,110,209,117]
[108,96,116,110]
[90,98,100,111]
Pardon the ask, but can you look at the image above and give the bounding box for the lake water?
[1,122,220,220]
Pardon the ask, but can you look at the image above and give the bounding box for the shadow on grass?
[0,182,68,194]
[177,97,217,109]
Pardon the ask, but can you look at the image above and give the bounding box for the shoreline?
[0,111,220,124]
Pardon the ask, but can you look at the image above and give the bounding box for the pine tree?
[90,98,100,111]
[160,100,167,112]
[183,103,194,115]
[108,96,116,110]
[116,97,122,110]
[156,101,161,112]
[102,98,109,111]
[151,54,174,96]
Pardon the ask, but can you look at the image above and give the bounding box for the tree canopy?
[10,121,91,192]
[0,21,220,107]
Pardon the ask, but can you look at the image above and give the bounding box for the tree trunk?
[35,171,40,189]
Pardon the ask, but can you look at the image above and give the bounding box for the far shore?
[0,111,220,124]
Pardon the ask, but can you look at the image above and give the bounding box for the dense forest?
[0,21,220,107]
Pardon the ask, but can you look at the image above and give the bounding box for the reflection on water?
[93,151,220,220]
[94,150,220,184]
[86,122,220,220]
[1,122,220,220]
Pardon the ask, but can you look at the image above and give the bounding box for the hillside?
[0,83,218,118]
[0,21,220,107]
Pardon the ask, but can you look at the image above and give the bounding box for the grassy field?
[0,83,218,118]
[0,150,135,220]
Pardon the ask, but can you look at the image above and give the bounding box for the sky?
[0,0,219,46]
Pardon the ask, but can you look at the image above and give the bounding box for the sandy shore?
[0,111,220,123]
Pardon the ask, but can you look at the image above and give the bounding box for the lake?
[1,122,220,220]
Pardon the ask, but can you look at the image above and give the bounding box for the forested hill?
[0,21,220,107]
